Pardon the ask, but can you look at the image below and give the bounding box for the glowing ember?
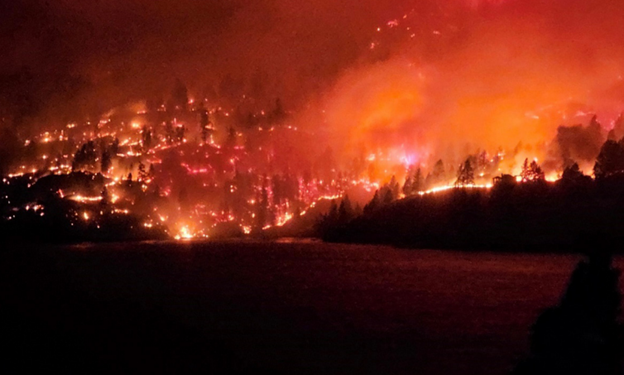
[174,225,194,240]
[69,195,103,203]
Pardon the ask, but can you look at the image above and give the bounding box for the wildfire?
[174,225,194,240]
[418,183,494,196]
[275,212,293,227]
[69,195,103,203]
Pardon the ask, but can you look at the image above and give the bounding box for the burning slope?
[3,1,624,241]
[310,0,624,180]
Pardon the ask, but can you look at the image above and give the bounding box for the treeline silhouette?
[319,170,624,252]
[318,134,624,250]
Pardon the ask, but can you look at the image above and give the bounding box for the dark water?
[2,240,622,374]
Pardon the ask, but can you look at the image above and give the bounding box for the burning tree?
[520,158,545,182]
[594,139,624,179]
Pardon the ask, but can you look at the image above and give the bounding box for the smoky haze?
[2,0,624,173]
[0,0,394,125]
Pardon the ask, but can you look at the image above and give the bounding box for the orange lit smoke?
[311,2,624,181]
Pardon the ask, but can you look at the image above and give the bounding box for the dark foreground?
[1,241,622,374]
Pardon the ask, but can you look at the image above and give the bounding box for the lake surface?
[2,240,622,374]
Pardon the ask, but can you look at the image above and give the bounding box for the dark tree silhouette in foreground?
[363,190,380,215]
[594,139,624,179]
[513,240,623,375]
[561,163,584,183]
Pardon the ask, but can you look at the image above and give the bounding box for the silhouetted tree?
[389,175,400,200]
[354,203,363,217]
[455,158,475,186]
[327,199,338,222]
[100,150,111,174]
[199,107,212,143]
[338,195,354,223]
[226,126,237,149]
[560,162,592,188]
[412,168,423,193]
[72,141,97,172]
[141,125,152,150]
[402,173,413,196]
[432,159,445,184]
[594,139,624,179]
[562,162,583,181]
[111,137,119,155]
[100,186,110,208]
[403,166,423,196]
[138,162,147,182]
[382,187,394,205]
[363,190,381,215]
[607,113,624,141]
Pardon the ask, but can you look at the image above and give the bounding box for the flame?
[417,183,493,196]
[174,225,194,240]
[70,195,103,203]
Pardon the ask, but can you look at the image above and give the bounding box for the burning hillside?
[1,0,624,242]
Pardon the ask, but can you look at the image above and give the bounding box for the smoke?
[0,0,395,127]
[546,116,605,173]
[2,0,624,176]
[313,0,624,175]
